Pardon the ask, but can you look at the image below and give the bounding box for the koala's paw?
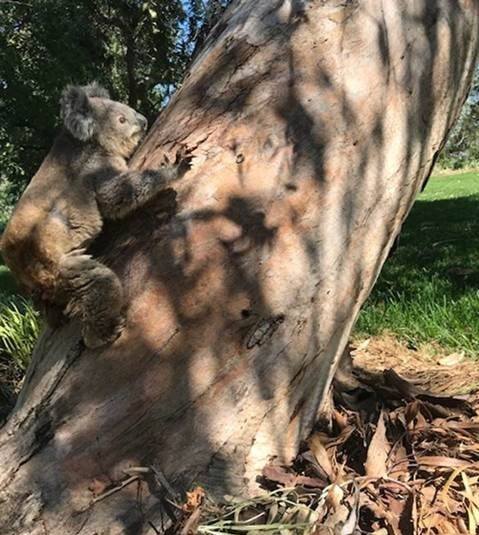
[159,146,193,180]
[82,314,125,349]
[64,298,82,319]
[60,251,97,279]
[175,145,193,176]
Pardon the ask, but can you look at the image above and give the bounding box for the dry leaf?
[182,486,205,513]
[365,411,390,478]
[308,433,334,480]
[262,464,325,488]
[326,484,344,510]
[438,353,465,366]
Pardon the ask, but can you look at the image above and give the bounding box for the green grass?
[0,256,39,388]
[356,171,479,355]
[0,297,40,371]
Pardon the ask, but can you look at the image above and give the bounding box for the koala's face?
[91,98,148,158]
[60,83,148,158]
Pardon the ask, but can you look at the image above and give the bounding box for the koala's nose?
[137,113,148,131]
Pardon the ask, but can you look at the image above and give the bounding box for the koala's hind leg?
[59,251,125,349]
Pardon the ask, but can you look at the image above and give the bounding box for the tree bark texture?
[0,0,478,533]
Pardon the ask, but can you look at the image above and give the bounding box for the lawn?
[355,170,479,355]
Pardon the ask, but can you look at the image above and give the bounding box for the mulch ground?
[176,337,479,534]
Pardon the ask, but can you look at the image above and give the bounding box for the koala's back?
[1,133,103,294]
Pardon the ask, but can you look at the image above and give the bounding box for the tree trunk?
[1,0,478,532]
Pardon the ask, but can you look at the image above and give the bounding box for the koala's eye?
[118,116,126,124]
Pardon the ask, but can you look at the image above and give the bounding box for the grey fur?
[84,81,110,99]
[1,83,191,349]
[95,162,188,219]
[61,85,96,141]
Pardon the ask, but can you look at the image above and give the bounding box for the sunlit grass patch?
[356,170,479,355]
[0,297,40,403]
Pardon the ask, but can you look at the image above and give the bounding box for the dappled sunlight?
[1,0,478,531]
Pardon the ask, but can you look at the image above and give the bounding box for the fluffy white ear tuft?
[60,85,96,141]
[83,82,110,99]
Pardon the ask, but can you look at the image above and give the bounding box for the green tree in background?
[0,0,229,228]
[439,66,479,169]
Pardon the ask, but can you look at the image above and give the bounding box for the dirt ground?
[352,334,479,395]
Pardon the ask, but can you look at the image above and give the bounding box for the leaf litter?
[173,336,479,534]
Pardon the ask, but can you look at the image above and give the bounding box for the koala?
[1,83,190,348]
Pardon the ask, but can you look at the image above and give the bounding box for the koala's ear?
[83,82,110,99]
[60,85,96,141]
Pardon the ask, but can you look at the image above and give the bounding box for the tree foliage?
[0,0,229,227]
[439,66,479,169]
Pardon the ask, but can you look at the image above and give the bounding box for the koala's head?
[60,82,148,158]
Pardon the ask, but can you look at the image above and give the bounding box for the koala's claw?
[67,248,88,257]
[64,299,82,319]
[172,147,193,179]
[177,154,193,176]
[60,251,96,278]
[160,146,193,177]
[160,154,172,168]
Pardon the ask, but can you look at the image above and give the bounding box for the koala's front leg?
[96,154,192,220]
